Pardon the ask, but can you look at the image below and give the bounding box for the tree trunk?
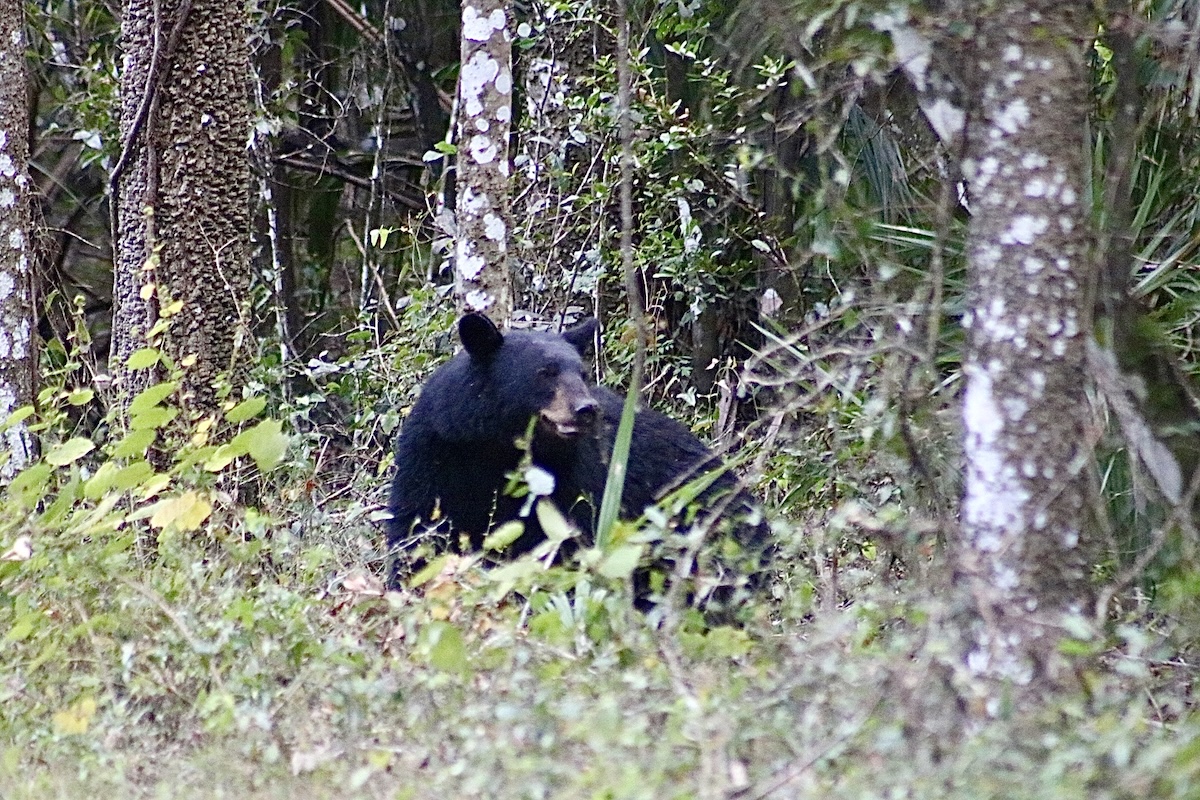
[957,0,1096,699]
[0,0,35,480]
[454,0,513,321]
[111,0,251,417]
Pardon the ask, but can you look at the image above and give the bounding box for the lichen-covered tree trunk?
[454,0,513,320]
[0,0,35,480]
[111,0,251,417]
[957,0,1095,697]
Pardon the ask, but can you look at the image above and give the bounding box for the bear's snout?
[540,382,599,438]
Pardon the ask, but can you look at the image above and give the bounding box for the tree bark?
[111,0,251,416]
[0,0,35,480]
[454,0,513,321]
[957,0,1096,699]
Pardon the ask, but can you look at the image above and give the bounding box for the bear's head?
[458,313,601,440]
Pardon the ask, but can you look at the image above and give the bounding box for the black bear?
[387,313,764,586]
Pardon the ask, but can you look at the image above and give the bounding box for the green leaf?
[130,406,178,431]
[148,491,213,532]
[224,396,266,423]
[422,621,469,673]
[1,405,34,430]
[7,463,52,499]
[125,348,161,370]
[67,389,95,406]
[483,520,525,551]
[535,499,574,543]
[45,438,95,466]
[409,555,451,587]
[596,387,638,549]
[129,382,177,416]
[112,428,156,457]
[111,461,155,492]
[83,461,120,500]
[598,544,644,580]
[203,444,238,472]
[5,617,34,642]
[230,419,288,472]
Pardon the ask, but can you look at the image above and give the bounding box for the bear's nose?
[574,398,599,427]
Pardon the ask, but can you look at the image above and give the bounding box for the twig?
[108,0,195,243]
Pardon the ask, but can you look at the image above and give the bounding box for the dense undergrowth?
[1,307,1199,800]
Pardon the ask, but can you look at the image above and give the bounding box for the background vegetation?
[2,0,1200,796]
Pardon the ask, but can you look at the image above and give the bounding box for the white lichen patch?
[1024,178,1047,197]
[1000,214,1048,245]
[0,154,13,178]
[468,134,498,165]
[1003,44,1022,62]
[925,98,965,143]
[0,272,12,300]
[13,318,27,359]
[1020,152,1048,170]
[1022,256,1044,274]
[0,188,15,208]
[461,51,500,117]
[482,213,506,241]
[461,186,486,214]
[464,289,493,310]
[962,365,1032,553]
[994,98,1030,134]
[457,252,486,281]
[461,7,507,41]
[8,228,23,250]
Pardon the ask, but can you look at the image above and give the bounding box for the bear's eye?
[537,365,558,379]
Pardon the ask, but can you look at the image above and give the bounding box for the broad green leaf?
[535,498,573,543]
[5,617,34,642]
[230,419,288,472]
[148,491,212,532]
[112,428,156,457]
[1,405,34,430]
[224,396,266,423]
[483,520,524,551]
[67,389,95,406]
[45,438,95,466]
[129,382,177,416]
[111,461,155,492]
[130,406,178,431]
[203,444,238,472]
[139,473,171,500]
[409,554,451,587]
[8,463,52,498]
[83,461,120,500]
[422,621,469,674]
[125,348,161,370]
[598,544,644,580]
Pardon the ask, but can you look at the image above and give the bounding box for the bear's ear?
[459,313,504,359]
[562,317,599,356]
